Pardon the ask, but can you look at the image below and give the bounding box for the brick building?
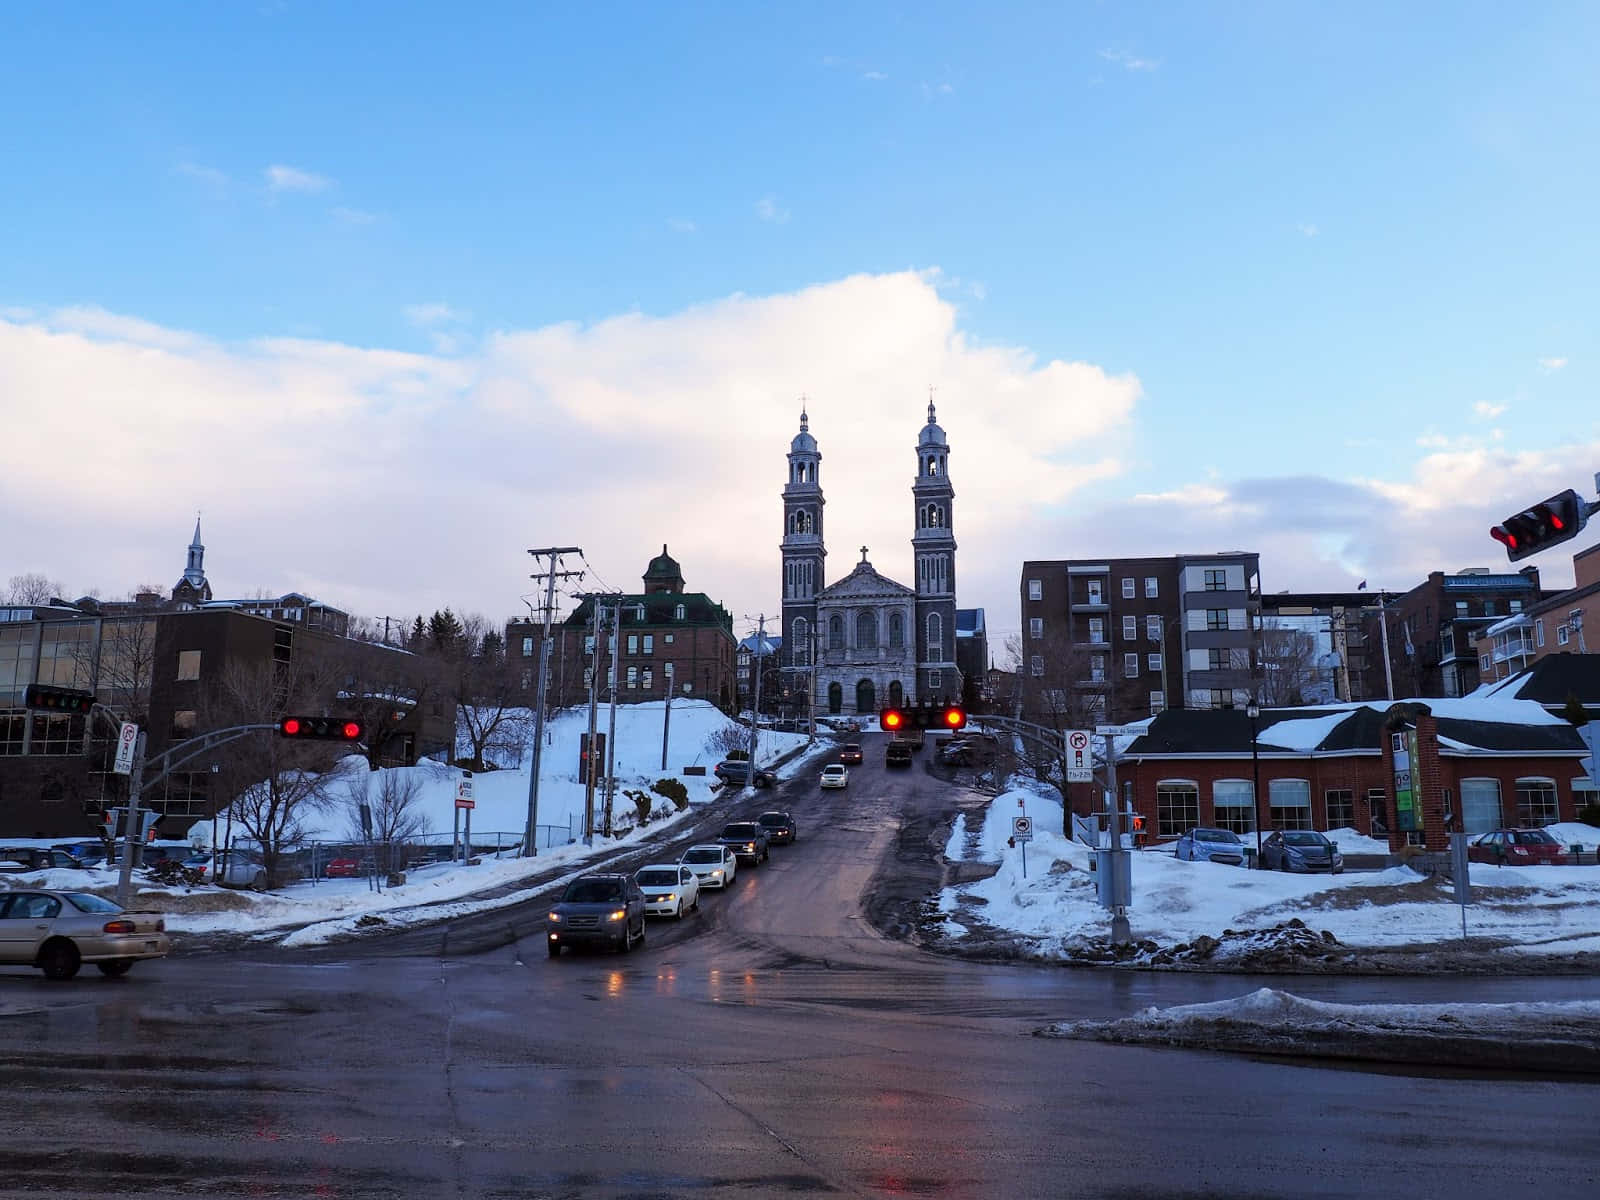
[1110,699,1593,849]
[1476,543,1599,682]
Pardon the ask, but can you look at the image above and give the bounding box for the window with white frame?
[675,604,686,621]
[626,666,638,689]
[1515,778,1558,826]
[1088,618,1104,644]
[1156,781,1199,837]
[1269,779,1313,830]
[627,634,638,654]
[1146,615,1161,642]
[1124,653,1139,678]
[1087,580,1103,605]
[1148,652,1162,672]
[642,635,653,655]
[642,667,653,689]
[1030,618,1043,639]
[522,637,534,656]
[1213,779,1254,834]
[1536,620,1545,647]
[1031,655,1044,677]
[1122,578,1135,598]
[1123,615,1137,640]
[1460,778,1502,834]
[1149,690,1165,714]
[1028,579,1042,601]
[1510,599,1523,613]
[1325,789,1355,830]
[1144,577,1158,598]
[1479,654,1490,673]
[1558,624,1570,646]
[1090,655,1105,682]
[1574,777,1597,813]
[928,669,941,689]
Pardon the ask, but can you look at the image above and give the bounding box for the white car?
[678,844,737,890]
[635,863,701,918]
[820,764,849,789]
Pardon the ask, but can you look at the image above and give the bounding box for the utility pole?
[523,547,582,856]
[746,614,767,795]
[661,662,675,770]
[115,730,148,907]
[582,596,605,845]
[1376,593,1396,701]
[603,599,621,837]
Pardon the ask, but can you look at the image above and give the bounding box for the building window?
[857,611,877,648]
[928,670,941,690]
[1028,579,1042,601]
[642,667,653,689]
[1461,778,1502,834]
[1030,655,1044,677]
[1535,620,1545,647]
[1089,655,1105,683]
[675,604,686,621]
[626,666,638,689]
[34,713,87,756]
[1148,653,1162,672]
[1124,653,1139,678]
[1149,690,1165,714]
[928,612,942,661]
[1088,618,1104,644]
[0,710,25,756]
[627,635,638,654]
[1144,577,1158,598]
[1122,615,1137,640]
[1087,580,1103,605]
[886,613,903,648]
[1207,648,1229,671]
[1205,609,1228,631]
[1209,688,1228,708]
[633,604,646,622]
[1456,601,1468,618]
[1156,781,1199,837]
[1146,615,1161,642]
[1558,625,1571,646]
[1030,618,1044,639]
[642,635,653,656]
[829,616,844,650]
[1515,778,1558,827]
[522,637,534,656]
[1204,568,1227,591]
[175,650,202,681]
[1510,600,1523,613]
[1479,654,1491,673]
[664,633,674,645]
[1122,578,1135,599]
[1325,789,1354,830]
[1213,779,1255,834]
[171,709,197,736]
[1269,779,1313,830]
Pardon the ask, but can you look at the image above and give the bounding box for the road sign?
[1066,729,1094,783]
[1580,725,1598,786]
[455,775,475,810]
[1095,724,1140,737]
[112,722,139,776]
[455,798,476,810]
[1013,815,1032,837]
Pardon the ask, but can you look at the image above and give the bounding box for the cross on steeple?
[799,394,808,432]
[860,546,869,563]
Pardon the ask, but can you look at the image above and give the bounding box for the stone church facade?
[779,401,962,716]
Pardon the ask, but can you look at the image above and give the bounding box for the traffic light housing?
[879,705,967,731]
[23,684,95,714]
[1491,489,1590,562]
[277,716,365,741]
[879,708,906,732]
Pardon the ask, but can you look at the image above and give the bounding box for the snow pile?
[1040,987,1600,1073]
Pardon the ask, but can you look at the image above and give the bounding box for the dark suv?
[546,874,647,957]
[717,822,770,865]
[714,760,775,788]
[756,811,797,845]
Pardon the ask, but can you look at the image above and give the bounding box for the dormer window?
[674,603,686,621]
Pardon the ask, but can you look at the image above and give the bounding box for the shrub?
[725,748,749,761]
[651,777,689,811]
[623,788,653,826]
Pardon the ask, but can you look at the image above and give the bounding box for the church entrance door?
[855,678,875,714]
[828,682,843,714]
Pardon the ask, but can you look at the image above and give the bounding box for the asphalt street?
[2,736,1596,1199]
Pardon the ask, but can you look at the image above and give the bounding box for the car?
[885,741,914,768]
[546,874,647,956]
[838,743,864,765]
[820,764,849,789]
[0,847,78,873]
[634,863,701,918]
[938,740,974,766]
[0,889,171,980]
[717,821,770,866]
[1174,827,1246,866]
[896,727,926,750]
[679,844,737,890]
[1260,830,1344,873]
[1469,828,1567,866]
[757,810,797,845]
[713,760,776,788]
[324,857,364,879]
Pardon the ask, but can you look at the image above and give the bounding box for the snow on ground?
[1039,987,1600,1072]
[937,781,1600,960]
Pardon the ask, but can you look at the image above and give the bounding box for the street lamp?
[1246,700,1263,864]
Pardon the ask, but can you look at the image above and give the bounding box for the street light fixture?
[1246,700,1263,865]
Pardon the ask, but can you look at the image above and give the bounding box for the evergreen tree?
[428,608,465,654]
[480,628,504,659]
[409,615,425,648]
[1562,690,1590,726]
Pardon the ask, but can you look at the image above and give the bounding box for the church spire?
[184,516,206,587]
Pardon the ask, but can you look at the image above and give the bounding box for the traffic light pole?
[114,730,148,908]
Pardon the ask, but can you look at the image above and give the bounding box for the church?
[780,400,962,716]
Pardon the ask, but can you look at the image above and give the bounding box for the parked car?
[820,764,849,790]
[324,857,365,879]
[838,743,864,765]
[1174,827,1246,866]
[679,844,738,890]
[1469,828,1566,866]
[757,811,797,845]
[938,740,974,766]
[1261,830,1344,874]
[0,848,82,872]
[714,760,775,788]
[885,741,914,769]
[718,822,770,866]
[634,863,701,918]
[546,874,647,956]
[0,889,170,980]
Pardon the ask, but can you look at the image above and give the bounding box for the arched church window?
[889,612,904,648]
[856,610,876,648]
[792,617,809,660]
[927,612,943,659]
[829,615,844,650]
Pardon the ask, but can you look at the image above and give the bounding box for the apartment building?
[1019,552,1262,726]
[1477,542,1599,682]
[1366,567,1544,699]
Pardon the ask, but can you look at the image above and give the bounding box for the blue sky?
[4,3,1598,636]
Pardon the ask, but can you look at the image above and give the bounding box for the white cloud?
[920,81,956,100]
[755,194,790,224]
[1538,356,1568,373]
[404,303,470,328]
[667,217,697,234]
[862,70,888,81]
[175,162,228,187]
[331,206,376,225]
[0,273,1141,629]
[1472,400,1507,419]
[265,164,331,193]
[1098,48,1161,71]
[1296,222,1319,238]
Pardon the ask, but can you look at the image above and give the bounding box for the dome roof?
[919,399,947,446]
[789,408,818,454]
[643,544,682,580]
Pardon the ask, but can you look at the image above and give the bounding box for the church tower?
[912,398,959,701]
[780,407,826,682]
[171,517,213,608]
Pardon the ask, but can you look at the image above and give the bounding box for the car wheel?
[40,940,81,981]
[97,960,134,978]
[1280,858,1292,873]
[673,899,684,920]
[547,941,561,958]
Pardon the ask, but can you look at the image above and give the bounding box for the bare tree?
[343,765,432,872]
[1256,620,1322,707]
[1014,629,1134,824]
[704,722,751,759]
[456,653,533,771]
[5,573,64,604]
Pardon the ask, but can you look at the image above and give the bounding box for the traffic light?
[277,716,365,741]
[880,705,967,731]
[1490,489,1590,562]
[879,708,906,732]
[578,732,606,783]
[23,684,95,714]
[940,705,967,731]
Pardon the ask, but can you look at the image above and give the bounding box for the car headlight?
[744,842,755,852]
[548,911,562,923]
[606,909,627,922]
[711,869,722,876]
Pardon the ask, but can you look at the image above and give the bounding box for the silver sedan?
[0,889,171,980]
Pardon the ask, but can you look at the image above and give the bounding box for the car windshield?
[682,848,721,864]
[636,869,678,887]
[722,824,759,838]
[844,744,860,752]
[63,892,123,913]
[1196,829,1239,843]
[822,766,844,775]
[758,813,788,826]
[563,879,623,903]
[1515,830,1559,845]
[1283,832,1328,846]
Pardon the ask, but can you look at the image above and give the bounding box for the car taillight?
[103,920,136,934]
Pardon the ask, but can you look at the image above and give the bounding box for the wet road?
[2,739,1596,1198]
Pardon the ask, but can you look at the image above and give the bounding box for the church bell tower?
[780,408,826,685]
[911,397,959,701]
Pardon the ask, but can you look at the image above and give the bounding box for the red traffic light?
[281,717,302,736]
[278,716,365,741]
[942,706,967,731]
[1491,489,1590,562]
[880,708,905,731]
